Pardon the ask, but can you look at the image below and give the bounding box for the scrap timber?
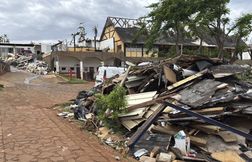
[58,55,252,162]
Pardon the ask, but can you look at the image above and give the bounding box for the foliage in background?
[95,85,127,130]
[145,0,196,55]
[232,14,252,60]
[236,69,252,83]
[142,0,252,60]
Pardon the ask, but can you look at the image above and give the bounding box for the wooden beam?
[127,94,172,111]
[191,124,221,134]
[217,131,237,143]
[167,69,207,90]
[189,136,207,147]
[170,107,224,118]
[150,125,179,135]
[127,104,166,147]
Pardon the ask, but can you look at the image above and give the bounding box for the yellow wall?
[101,25,158,58]
[125,47,158,57]
[101,26,124,53]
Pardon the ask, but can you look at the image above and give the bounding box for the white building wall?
[83,57,101,73]
[0,48,9,58]
[55,56,80,73]
[0,45,35,58]
[100,38,114,51]
[41,44,52,54]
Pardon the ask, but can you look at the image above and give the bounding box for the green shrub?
[95,86,127,129]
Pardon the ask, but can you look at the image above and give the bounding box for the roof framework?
[105,16,140,28]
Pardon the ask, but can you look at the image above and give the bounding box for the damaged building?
[47,16,242,81]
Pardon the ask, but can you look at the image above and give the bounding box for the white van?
[95,66,125,86]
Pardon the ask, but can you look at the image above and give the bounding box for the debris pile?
[60,55,252,162]
[0,59,10,75]
[2,53,48,75]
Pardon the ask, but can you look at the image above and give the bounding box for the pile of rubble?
[2,53,48,75]
[0,59,10,75]
[60,55,252,162]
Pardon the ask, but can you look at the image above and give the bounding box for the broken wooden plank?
[151,125,207,147]
[216,131,237,143]
[163,65,177,83]
[163,101,252,141]
[127,104,166,147]
[150,125,180,135]
[150,146,160,158]
[127,94,172,111]
[191,124,221,134]
[211,150,245,162]
[182,156,207,161]
[120,65,132,86]
[189,136,207,147]
[170,107,224,118]
[167,69,207,91]
[240,151,252,162]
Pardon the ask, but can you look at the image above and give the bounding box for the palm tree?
[93,25,98,50]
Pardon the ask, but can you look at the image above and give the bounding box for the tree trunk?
[249,50,252,60]
[199,38,203,55]
[175,33,179,55]
[175,24,180,55]
[239,52,243,60]
[217,42,224,59]
[216,17,224,59]
[94,36,97,51]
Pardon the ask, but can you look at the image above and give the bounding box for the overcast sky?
[0,0,251,44]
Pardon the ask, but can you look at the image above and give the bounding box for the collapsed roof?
[101,17,246,48]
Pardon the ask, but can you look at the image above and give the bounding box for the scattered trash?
[114,155,121,161]
[1,53,48,75]
[134,149,149,159]
[57,54,252,162]
[0,60,10,75]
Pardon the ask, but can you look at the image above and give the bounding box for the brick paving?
[0,72,131,162]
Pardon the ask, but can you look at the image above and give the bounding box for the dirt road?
[0,71,128,162]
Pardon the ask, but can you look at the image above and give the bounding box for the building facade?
[0,43,35,58]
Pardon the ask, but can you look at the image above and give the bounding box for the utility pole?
[71,32,79,52]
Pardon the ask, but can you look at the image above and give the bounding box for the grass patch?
[57,74,87,84]
[67,78,86,84]
[236,70,252,83]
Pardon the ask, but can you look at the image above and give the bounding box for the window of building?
[61,67,66,71]
[84,67,89,72]
[70,67,75,71]
[8,48,13,53]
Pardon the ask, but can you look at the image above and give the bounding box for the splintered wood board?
[211,150,245,162]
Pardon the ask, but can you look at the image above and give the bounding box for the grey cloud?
[0,0,251,43]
